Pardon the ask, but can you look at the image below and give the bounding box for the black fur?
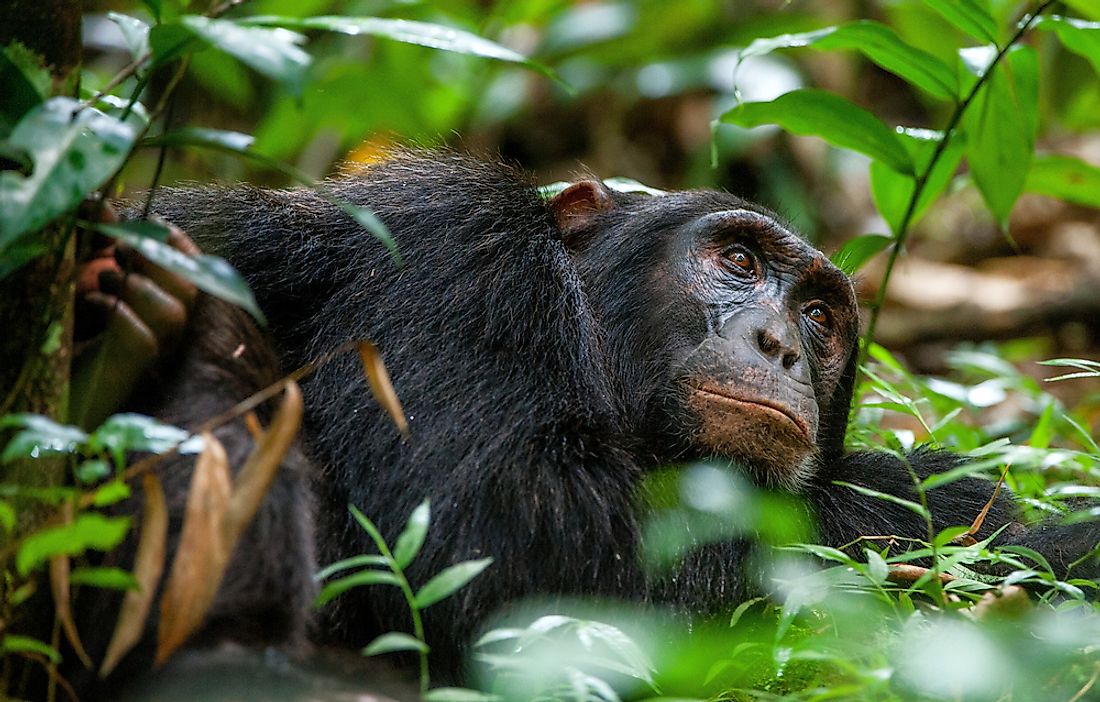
[129,151,1097,681]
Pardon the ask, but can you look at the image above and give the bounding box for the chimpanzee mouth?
[692,385,812,443]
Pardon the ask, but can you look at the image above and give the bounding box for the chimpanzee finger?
[114,273,189,351]
[116,224,200,311]
[80,292,160,365]
[76,256,122,296]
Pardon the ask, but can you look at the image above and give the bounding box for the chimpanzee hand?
[71,205,199,429]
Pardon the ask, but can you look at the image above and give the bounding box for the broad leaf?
[150,17,310,95]
[963,45,1039,227]
[1025,154,1100,208]
[108,12,151,60]
[244,15,554,79]
[362,632,428,656]
[870,128,965,235]
[1037,16,1100,77]
[0,414,88,463]
[719,89,912,175]
[740,21,957,101]
[413,557,493,610]
[0,44,48,136]
[924,0,998,43]
[392,500,430,569]
[0,97,146,251]
[97,222,266,324]
[830,233,893,275]
[17,513,131,575]
[90,412,200,457]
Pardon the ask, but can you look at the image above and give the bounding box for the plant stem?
[854,0,1057,390]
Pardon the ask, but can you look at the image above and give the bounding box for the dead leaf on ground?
[100,472,168,677]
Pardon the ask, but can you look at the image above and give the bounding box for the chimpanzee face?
[660,207,857,487]
[550,183,859,488]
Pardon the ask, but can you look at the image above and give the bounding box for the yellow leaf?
[357,341,408,437]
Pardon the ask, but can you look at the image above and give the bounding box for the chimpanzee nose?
[756,323,800,370]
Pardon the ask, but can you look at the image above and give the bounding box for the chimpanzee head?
[549,180,859,488]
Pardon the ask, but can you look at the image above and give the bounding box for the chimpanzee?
[58,151,1100,691]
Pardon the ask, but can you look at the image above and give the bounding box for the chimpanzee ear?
[548,180,615,247]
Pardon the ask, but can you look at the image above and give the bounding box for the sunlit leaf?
[101,472,167,676]
[1037,16,1100,76]
[0,414,88,462]
[413,557,493,610]
[424,688,502,702]
[719,89,912,175]
[90,412,201,456]
[70,566,140,591]
[150,17,310,95]
[97,222,265,324]
[108,12,151,61]
[244,15,555,80]
[963,45,1038,228]
[870,128,965,235]
[924,0,998,43]
[740,21,957,101]
[0,97,147,251]
[392,500,430,569]
[1,634,60,663]
[362,631,428,656]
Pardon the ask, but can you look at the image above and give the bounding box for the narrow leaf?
[17,513,131,576]
[357,341,409,437]
[392,500,430,569]
[719,90,912,175]
[424,688,502,702]
[244,16,555,79]
[107,12,151,60]
[413,558,493,610]
[70,566,140,590]
[101,472,168,676]
[870,128,965,235]
[223,381,303,543]
[833,480,930,519]
[924,0,998,43]
[315,554,389,581]
[963,45,1039,227]
[362,631,428,656]
[156,432,232,665]
[1037,16,1100,77]
[97,222,265,324]
[1,634,61,663]
[316,569,401,606]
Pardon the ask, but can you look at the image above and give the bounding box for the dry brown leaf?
[155,431,232,665]
[243,411,263,441]
[956,464,1012,546]
[224,381,303,542]
[100,472,168,677]
[357,340,409,437]
[886,564,955,585]
[50,501,91,669]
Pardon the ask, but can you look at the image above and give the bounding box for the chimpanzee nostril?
[782,350,800,370]
[757,329,780,356]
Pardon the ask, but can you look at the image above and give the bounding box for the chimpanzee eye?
[724,247,756,275]
[803,302,831,328]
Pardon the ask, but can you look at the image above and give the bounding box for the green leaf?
[0,414,88,463]
[96,223,266,324]
[869,128,965,235]
[924,0,998,43]
[316,569,401,606]
[1037,16,1100,77]
[1029,402,1056,450]
[833,481,930,520]
[740,21,957,101]
[90,412,200,456]
[864,548,889,584]
[70,566,140,590]
[91,480,132,507]
[17,513,131,575]
[362,631,428,656]
[719,89,912,175]
[1025,154,1100,208]
[0,500,15,532]
[0,44,48,136]
[424,689,502,702]
[0,97,147,249]
[1,634,61,663]
[963,45,1038,228]
[932,525,972,548]
[150,17,310,95]
[830,233,893,275]
[244,15,555,80]
[315,554,389,581]
[108,12,151,61]
[413,557,493,610]
[392,500,430,569]
[75,459,111,485]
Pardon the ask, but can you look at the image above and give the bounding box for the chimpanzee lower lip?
[693,386,812,442]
